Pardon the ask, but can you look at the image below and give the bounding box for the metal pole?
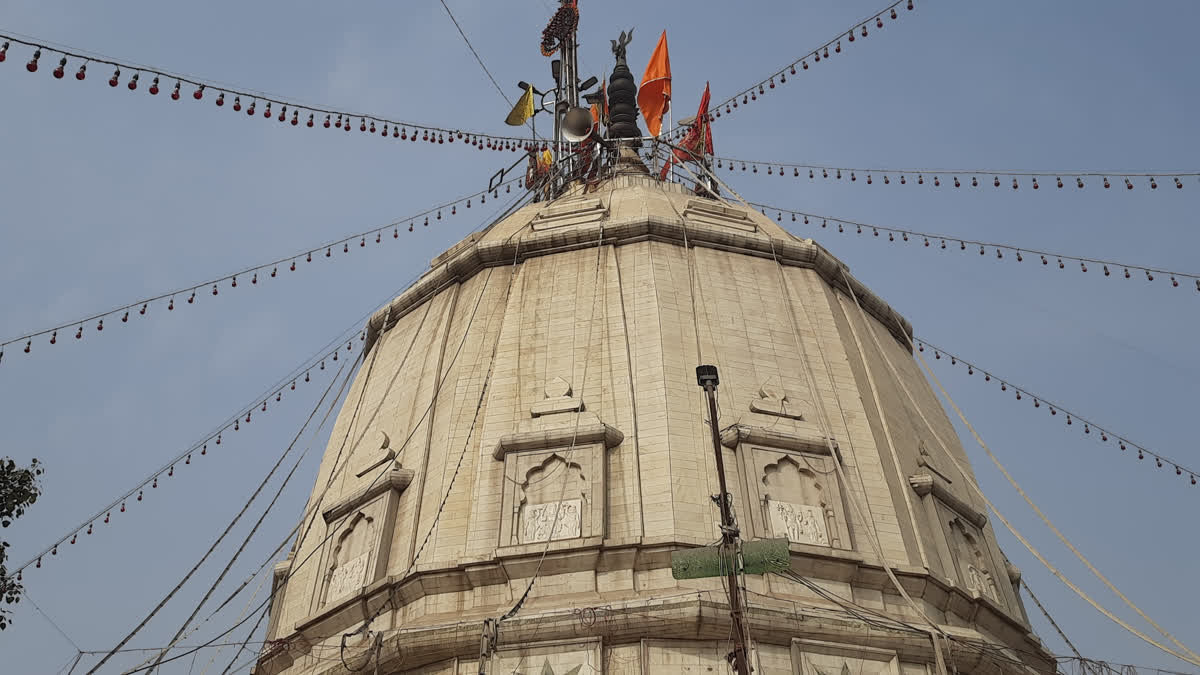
[697,365,753,675]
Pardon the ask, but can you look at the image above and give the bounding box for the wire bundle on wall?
[756,202,1200,294]
[0,177,524,368]
[915,337,1199,488]
[0,32,546,152]
[719,156,1198,192]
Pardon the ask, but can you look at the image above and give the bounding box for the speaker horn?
[562,106,597,143]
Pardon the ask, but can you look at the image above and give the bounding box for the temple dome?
[259,174,1052,675]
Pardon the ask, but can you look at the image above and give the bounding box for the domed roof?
[365,173,910,351]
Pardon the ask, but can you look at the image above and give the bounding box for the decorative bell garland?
[8,333,362,581]
[717,157,1197,192]
[0,177,522,367]
[0,33,540,150]
[758,202,1200,294]
[916,338,1199,489]
[705,0,916,126]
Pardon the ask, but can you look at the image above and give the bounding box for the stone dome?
[258,174,1053,675]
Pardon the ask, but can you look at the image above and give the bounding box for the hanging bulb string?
[81,360,351,675]
[136,359,352,673]
[0,30,539,147]
[0,176,524,360]
[914,337,1200,486]
[714,156,1197,190]
[118,190,542,675]
[755,201,1200,288]
[4,260,438,582]
[697,0,915,129]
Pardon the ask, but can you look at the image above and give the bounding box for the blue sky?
[1,1,1198,672]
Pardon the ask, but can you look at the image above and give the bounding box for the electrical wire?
[839,268,1200,668]
[497,212,606,625]
[341,191,535,671]
[753,201,1200,289]
[9,290,374,580]
[0,30,537,146]
[1022,578,1085,662]
[715,155,1198,188]
[0,175,525,355]
[84,358,349,674]
[671,151,954,675]
[705,0,916,126]
[138,360,354,673]
[438,0,512,107]
[121,188,538,675]
[912,338,1200,484]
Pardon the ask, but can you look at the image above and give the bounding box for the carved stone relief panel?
[522,499,582,543]
[942,509,1003,606]
[518,454,587,544]
[767,499,829,546]
[494,423,622,552]
[740,447,849,549]
[322,512,377,606]
[791,639,901,675]
[311,467,412,616]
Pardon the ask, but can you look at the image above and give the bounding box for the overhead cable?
[0,30,540,147]
[718,156,1198,191]
[84,359,349,675]
[703,0,917,128]
[118,188,539,675]
[914,338,1199,486]
[0,176,524,363]
[754,201,1200,292]
[839,273,1200,667]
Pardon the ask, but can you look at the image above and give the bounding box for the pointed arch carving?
[321,511,376,607]
[518,453,587,544]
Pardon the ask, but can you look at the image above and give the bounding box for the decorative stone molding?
[494,421,623,550]
[749,383,808,420]
[363,182,913,356]
[906,472,986,529]
[790,638,901,675]
[720,424,837,458]
[530,376,584,417]
[321,468,415,524]
[493,423,624,461]
[530,196,607,231]
[682,197,756,232]
[355,430,396,478]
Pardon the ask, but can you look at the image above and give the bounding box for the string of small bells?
[0,177,521,367]
[703,0,916,129]
[916,338,1199,488]
[721,159,1197,192]
[758,204,1200,294]
[7,336,360,582]
[0,37,545,152]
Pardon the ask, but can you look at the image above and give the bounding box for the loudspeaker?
[562,106,596,142]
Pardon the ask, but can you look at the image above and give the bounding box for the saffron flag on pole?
[506,85,536,126]
[638,30,671,137]
[660,82,714,180]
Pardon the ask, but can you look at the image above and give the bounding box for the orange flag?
[638,30,671,137]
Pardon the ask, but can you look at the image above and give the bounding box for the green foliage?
[0,457,44,630]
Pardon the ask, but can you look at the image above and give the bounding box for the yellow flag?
[506,86,535,126]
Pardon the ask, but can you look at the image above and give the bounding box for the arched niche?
[518,453,587,544]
